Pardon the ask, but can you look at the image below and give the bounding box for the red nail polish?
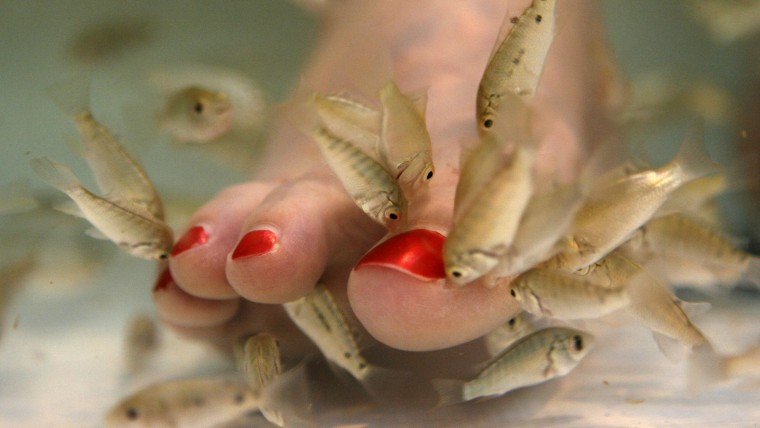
[355,229,446,280]
[231,229,278,260]
[171,226,209,256]
[154,268,173,292]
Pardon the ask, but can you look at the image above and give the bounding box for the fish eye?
[126,407,139,420]
[507,317,516,327]
[385,208,400,221]
[510,289,516,297]
[573,335,583,351]
[234,392,245,404]
[451,270,463,278]
[483,118,494,129]
[193,101,204,114]
[425,169,434,181]
[159,253,168,260]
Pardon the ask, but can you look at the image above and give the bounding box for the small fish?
[476,0,557,132]
[47,76,166,220]
[104,376,258,428]
[653,173,728,219]
[159,85,234,144]
[438,327,594,404]
[30,157,173,260]
[483,313,535,357]
[124,314,160,376]
[310,127,404,227]
[234,333,283,427]
[444,134,535,285]
[283,283,370,382]
[0,255,36,341]
[551,124,720,271]
[311,92,381,156]
[510,265,629,320]
[492,180,585,277]
[625,214,758,283]
[378,81,435,188]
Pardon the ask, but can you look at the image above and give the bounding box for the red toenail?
[154,268,173,292]
[171,226,209,256]
[354,229,446,280]
[231,229,278,260]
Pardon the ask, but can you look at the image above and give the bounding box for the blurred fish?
[483,313,535,357]
[158,86,234,144]
[688,0,760,44]
[510,265,630,320]
[47,76,165,220]
[104,376,257,428]
[476,0,556,133]
[0,179,39,215]
[0,255,36,341]
[30,157,173,260]
[283,283,371,382]
[623,214,760,289]
[436,327,594,404]
[310,127,404,227]
[378,80,435,188]
[124,314,160,376]
[68,17,153,64]
[235,332,283,426]
[551,124,720,271]
[654,173,728,220]
[311,92,381,156]
[444,130,535,286]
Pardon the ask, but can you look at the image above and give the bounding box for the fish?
[437,327,594,404]
[491,180,585,278]
[68,17,153,64]
[509,265,630,320]
[550,124,720,271]
[444,133,535,286]
[476,0,557,133]
[0,255,36,341]
[653,173,728,220]
[688,343,760,392]
[124,314,160,376]
[30,157,173,260]
[158,85,234,144]
[378,80,435,188]
[104,376,258,428]
[483,312,535,357]
[283,283,370,382]
[234,333,284,427]
[309,127,404,227]
[311,92,381,157]
[47,76,166,220]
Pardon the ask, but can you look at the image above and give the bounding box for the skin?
[155,0,619,353]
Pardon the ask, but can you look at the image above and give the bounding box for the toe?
[226,170,385,304]
[349,229,520,351]
[152,267,240,328]
[169,182,275,299]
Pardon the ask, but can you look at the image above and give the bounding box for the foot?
[153,0,620,353]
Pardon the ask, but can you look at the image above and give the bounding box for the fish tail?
[686,343,725,393]
[46,74,92,117]
[431,378,466,407]
[673,121,721,182]
[29,157,83,193]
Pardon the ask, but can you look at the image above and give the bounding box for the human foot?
[154,0,620,353]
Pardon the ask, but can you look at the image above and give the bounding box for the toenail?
[354,229,446,280]
[154,267,173,292]
[171,226,209,256]
[231,228,278,260]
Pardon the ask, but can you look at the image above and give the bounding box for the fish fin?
[29,157,83,193]
[673,120,721,182]
[259,407,285,427]
[431,378,466,407]
[85,227,109,240]
[686,343,725,393]
[406,86,429,118]
[739,257,760,290]
[53,200,84,218]
[46,74,92,117]
[653,331,691,363]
